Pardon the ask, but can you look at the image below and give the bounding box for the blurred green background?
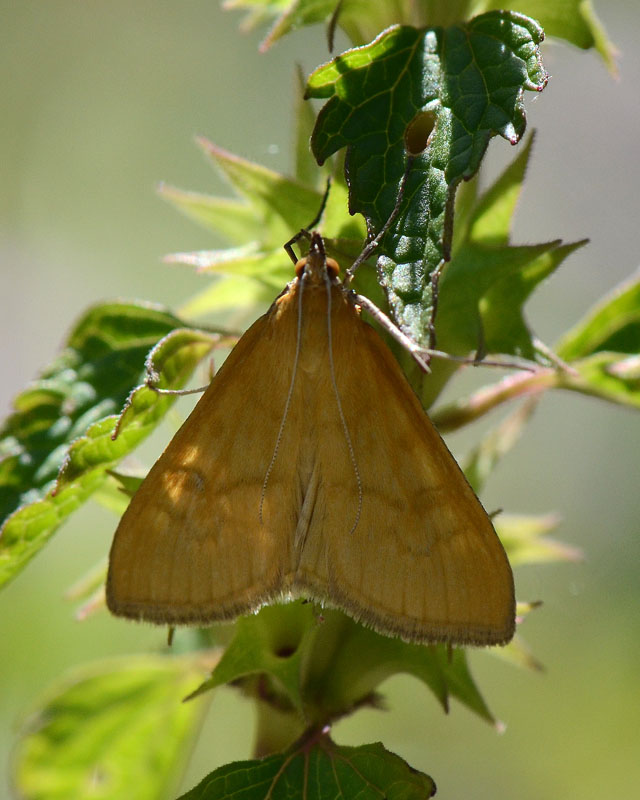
[1,2,639,798]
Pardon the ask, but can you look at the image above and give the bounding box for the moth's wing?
[107,290,302,625]
[294,292,515,645]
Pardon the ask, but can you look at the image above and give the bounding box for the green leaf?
[0,302,217,590]
[482,0,617,73]
[463,399,537,493]
[494,632,544,672]
[178,276,274,320]
[294,64,322,186]
[165,245,294,289]
[196,138,323,250]
[179,732,436,800]
[195,603,316,712]
[158,183,261,246]
[227,0,615,72]
[159,139,346,321]
[480,238,586,357]
[223,0,291,41]
[307,13,547,345]
[560,352,640,410]
[554,272,640,408]
[191,603,494,727]
[259,0,411,51]
[495,513,582,567]
[159,140,371,325]
[13,656,209,800]
[438,133,586,358]
[557,272,640,361]
[406,138,585,405]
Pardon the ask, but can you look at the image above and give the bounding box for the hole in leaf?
[405,110,437,155]
[275,645,297,658]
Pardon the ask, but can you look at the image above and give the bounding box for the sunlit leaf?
[13,656,210,800]
[496,513,582,566]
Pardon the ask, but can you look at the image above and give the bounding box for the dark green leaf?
[179,732,435,800]
[307,13,547,345]
[191,603,494,726]
[0,302,216,589]
[483,0,617,73]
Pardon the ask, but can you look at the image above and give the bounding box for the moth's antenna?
[327,0,344,52]
[284,177,332,263]
[259,271,306,524]
[324,270,363,536]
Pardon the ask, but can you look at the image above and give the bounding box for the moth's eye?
[294,256,340,278]
[325,258,340,278]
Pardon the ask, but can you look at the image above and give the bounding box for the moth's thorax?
[300,281,349,370]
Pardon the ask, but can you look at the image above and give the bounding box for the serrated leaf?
[437,132,586,359]
[197,138,323,249]
[463,399,537,493]
[560,352,640,410]
[554,272,640,408]
[415,135,585,404]
[303,611,495,723]
[158,183,261,246]
[65,557,108,602]
[191,603,494,726]
[493,632,544,671]
[165,246,294,288]
[223,0,291,38]
[194,603,316,712]
[557,272,640,361]
[0,303,217,590]
[482,0,617,74]
[178,276,274,320]
[162,140,341,314]
[13,656,209,800]
[495,513,582,566]
[479,238,586,357]
[228,0,615,72]
[179,733,435,800]
[307,13,547,345]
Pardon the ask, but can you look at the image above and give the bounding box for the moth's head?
[295,232,340,284]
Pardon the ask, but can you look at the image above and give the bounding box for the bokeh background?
[1,2,639,798]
